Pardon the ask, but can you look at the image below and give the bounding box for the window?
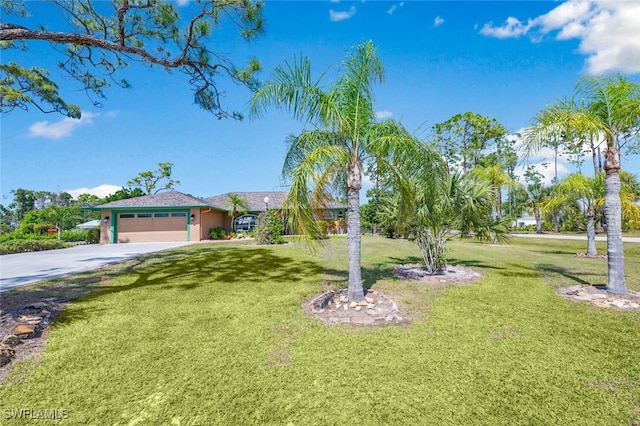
[234,214,259,231]
[154,213,169,218]
[137,213,152,218]
[337,210,345,219]
[119,213,134,219]
[171,212,186,218]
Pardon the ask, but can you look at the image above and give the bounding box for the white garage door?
[117,212,187,243]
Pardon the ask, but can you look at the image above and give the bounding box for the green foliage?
[0,62,81,117]
[102,187,145,203]
[1,0,264,119]
[315,220,328,239]
[0,238,69,254]
[61,231,87,242]
[254,210,285,245]
[127,162,180,195]
[432,112,507,173]
[86,228,100,244]
[209,227,226,240]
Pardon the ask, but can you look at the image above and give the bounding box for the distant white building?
[75,219,101,230]
[514,215,537,228]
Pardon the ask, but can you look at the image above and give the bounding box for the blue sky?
[2,0,640,203]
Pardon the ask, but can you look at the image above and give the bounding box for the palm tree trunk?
[534,208,543,234]
[604,147,627,294]
[586,207,597,256]
[347,161,365,302]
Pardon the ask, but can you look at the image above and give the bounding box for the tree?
[525,75,640,294]
[102,187,144,203]
[554,173,604,256]
[127,162,180,195]
[0,0,264,119]
[432,112,507,173]
[410,170,508,273]
[523,166,546,234]
[250,40,425,302]
[225,193,250,225]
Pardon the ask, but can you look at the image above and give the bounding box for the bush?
[62,231,87,242]
[209,227,226,240]
[254,211,285,245]
[86,228,100,244]
[0,231,52,243]
[315,220,328,239]
[0,239,69,255]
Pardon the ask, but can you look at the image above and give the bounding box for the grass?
[1,236,639,425]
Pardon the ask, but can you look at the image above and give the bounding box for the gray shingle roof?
[95,191,215,209]
[205,192,288,212]
[93,190,346,211]
[205,192,346,212]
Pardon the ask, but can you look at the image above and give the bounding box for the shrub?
[315,220,328,239]
[254,210,285,245]
[62,231,87,242]
[0,239,69,255]
[86,228,100,244]
[209,227,226,240]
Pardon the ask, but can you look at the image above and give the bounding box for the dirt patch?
[391,264,483,284]
[0,294,69,383]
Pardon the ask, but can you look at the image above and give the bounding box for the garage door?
[117,212,187,243]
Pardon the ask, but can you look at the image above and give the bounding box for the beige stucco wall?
[200,209,226,239]
[100,210,112,244]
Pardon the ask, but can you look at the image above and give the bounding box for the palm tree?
[250,40,424,301]
[411,171,507,273]
[553,173,604,256]
[225,193,250,227]
[525,75,640,294]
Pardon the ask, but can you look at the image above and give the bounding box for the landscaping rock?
[0,344,15,366]
[11,324,37,338]
[1,334,21,347]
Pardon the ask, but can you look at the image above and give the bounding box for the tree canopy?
[0,0,264,119]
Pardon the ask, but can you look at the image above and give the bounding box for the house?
[514,215,538,228]
[88,190,346,244]
[75,219,101,231]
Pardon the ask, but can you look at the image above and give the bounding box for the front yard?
[1,236,639,425]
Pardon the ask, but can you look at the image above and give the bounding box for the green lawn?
[1,236,639,425]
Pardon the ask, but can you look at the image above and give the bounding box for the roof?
[89,190,346,212]
[91,191,218,210]
[205,192,288,212]
[76,219,101,229]
[205,192,346,212]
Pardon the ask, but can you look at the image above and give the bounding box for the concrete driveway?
[0,242,193,292]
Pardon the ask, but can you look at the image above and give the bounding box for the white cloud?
[28,112,97,140]
[387,4,397,15]
[479,16,534,39]
[329,0,340,3]
[65,184,123,199]
[479,0,640,74]
[375,110,393,119]
[176,0,189,6]
[330,5,356,22]
[434,16,445,27]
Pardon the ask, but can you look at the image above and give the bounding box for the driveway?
[0,242,193,292]
[511,233,640,243]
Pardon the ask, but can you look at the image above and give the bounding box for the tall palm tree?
[250,40,425,301]
[525,75,640,294]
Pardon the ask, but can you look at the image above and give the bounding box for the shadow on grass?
[5,245,326,329]
[536,263,603,286]
[446,258,504,272]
